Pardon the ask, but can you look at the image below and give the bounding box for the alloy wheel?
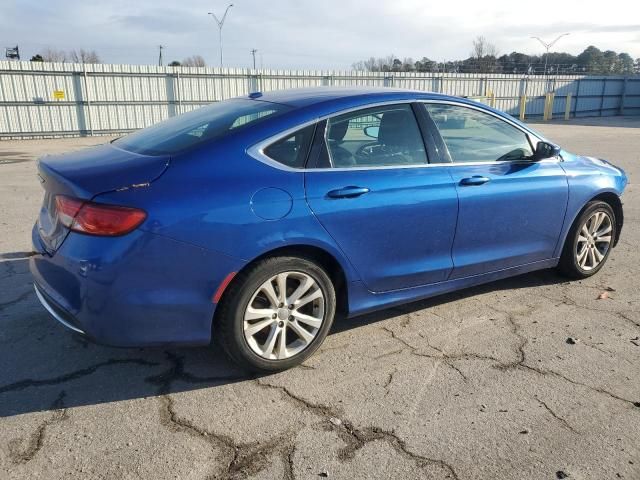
[243,271,325,360]
[576,211,612,271]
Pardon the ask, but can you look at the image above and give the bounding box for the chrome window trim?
[246,98,555,173]
[246,100,416,172]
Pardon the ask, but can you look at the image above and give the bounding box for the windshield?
[114,99,291,155]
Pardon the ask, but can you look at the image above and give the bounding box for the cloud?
[1,0,638,68]
[109,13,204,34]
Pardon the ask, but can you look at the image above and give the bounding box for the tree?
[617,53,634,74]
[168,60,182,67]
[351,43,635,75]
[41,48,67,62]
[69,49,101,64]
[30,54,44,62]
[414,57,436,72]
[577,46,604,73]
[471,36,498,59]
[182,55,206,67]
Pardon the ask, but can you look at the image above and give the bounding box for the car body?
[30,87,627,369]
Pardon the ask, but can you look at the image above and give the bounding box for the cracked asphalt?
[1,117,639,480]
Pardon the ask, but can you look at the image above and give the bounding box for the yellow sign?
[53,90,65,100]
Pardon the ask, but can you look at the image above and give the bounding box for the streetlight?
[531,33,570,78]
[208,4,234,68]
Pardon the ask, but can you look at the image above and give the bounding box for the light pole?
[250,49,257,69]
[531,33,570,78]
[208,4,234,68]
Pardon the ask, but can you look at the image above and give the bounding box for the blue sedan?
[30,87,627,371]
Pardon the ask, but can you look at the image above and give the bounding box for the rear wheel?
[216,256,336,372]
[558,201,616,279]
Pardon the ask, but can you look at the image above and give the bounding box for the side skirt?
[346,258,559,318]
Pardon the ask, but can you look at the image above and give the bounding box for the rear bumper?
[30,224,245,347]
[33,282,86,335]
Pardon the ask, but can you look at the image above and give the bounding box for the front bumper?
[30,224,245,347]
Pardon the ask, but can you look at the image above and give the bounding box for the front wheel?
[216,256,336,372]
[558,201,616,279]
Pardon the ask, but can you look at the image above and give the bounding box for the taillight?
[55,195,146,236]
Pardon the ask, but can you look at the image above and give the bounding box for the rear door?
[423,102,569,279]
[304,103,458,292]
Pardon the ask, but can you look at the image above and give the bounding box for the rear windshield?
[114,99,291,155]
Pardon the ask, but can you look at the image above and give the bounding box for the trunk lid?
[36,143,169,254]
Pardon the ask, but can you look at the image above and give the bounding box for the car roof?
[250,86,458,108]
[244,86,543,140]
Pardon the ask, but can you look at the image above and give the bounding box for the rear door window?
[115,99,291,156]
[323,104,427,168]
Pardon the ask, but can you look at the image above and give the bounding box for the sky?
[1,0,639,69]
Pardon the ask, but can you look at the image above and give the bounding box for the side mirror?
[364,126,379,139]
[534,141,561,160]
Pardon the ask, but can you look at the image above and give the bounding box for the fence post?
[543,92,555,121]
[599,78,607,116]
[71,72,86,136]
[165,73,178,118]
[519,95,527,121]
[619,76,628,115]
[574,78,581,118]
[248,74,259,93]
[564,93,571,120]
[82,69,94,136]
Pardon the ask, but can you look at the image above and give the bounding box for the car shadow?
[0,256,567,418]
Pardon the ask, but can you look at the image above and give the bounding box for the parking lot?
[0,117,639,479]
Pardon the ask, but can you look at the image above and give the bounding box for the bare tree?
[69,49,101,64]
[471,36,498,59]
[352,55,418,72]
[352,57,384,72]
[41,48,68,62]
[182,55,206,67]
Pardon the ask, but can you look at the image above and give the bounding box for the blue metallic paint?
[447,161,568,278]
[30,88,627,347]
[32,225,243,346]
[305,165,458,292]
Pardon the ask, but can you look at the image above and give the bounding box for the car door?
[423,102,569,279]
[304,103,458,292]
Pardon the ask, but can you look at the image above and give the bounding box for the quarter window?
[324,104,427,168]
[425,104,533,163]
[263,124,315,169]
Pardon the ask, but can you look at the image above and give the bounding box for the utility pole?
[208,4,234,68]
[531,33,570,80]
[250,49,257,69]
[158,45,164,66]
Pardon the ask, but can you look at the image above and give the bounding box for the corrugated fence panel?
[1,60,638,138]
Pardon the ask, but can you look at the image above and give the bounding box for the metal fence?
[1,60,639,139]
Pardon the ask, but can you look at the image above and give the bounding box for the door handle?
[459,176,490,186]
[327,186,370,199]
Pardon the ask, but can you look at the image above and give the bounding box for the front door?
[304,103,458,292]
[423,102,569,279]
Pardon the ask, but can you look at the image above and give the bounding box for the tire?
[216,256,336,372]
[558,200,616,279]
